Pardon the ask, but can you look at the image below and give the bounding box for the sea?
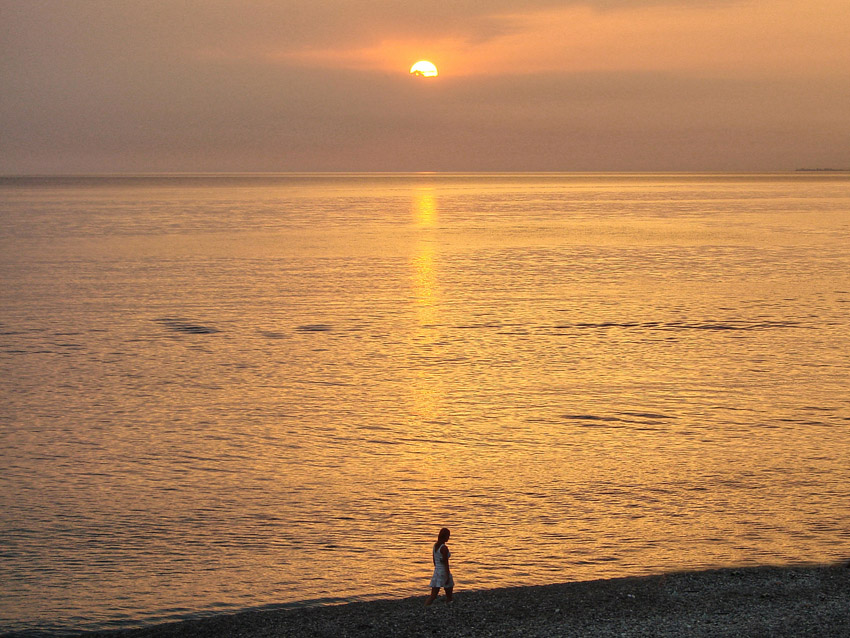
[1,173,849,636]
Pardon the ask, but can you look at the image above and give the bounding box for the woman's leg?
[445,587,453,603]
[425,587,440,606]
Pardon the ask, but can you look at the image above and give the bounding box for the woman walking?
[425,527,454,605]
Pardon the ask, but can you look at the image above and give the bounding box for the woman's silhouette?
[425,527,454,605]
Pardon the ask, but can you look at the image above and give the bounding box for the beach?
[84,564,850,638]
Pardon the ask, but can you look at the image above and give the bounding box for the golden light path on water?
[1,173,849,634]
[411,189,442,423]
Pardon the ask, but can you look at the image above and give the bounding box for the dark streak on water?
[154,318,220,335]
[554,320,803,331]
[296,324,333,332]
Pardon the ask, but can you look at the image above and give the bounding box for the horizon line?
[3,169,848,179]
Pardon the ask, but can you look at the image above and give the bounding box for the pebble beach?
[82,563,850,638]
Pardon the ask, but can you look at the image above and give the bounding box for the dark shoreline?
[67,563,849,638]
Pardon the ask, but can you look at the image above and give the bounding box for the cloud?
[4,0,846,79]
[0,1,743,70]
[278,0,850,77]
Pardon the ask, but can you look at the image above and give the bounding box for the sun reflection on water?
[411,188,440,327]
[413,189,438,228]
[409,189,443,423]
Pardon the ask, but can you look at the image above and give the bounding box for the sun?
[410,60,438,78]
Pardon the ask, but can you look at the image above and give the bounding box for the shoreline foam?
[76,563,850,638]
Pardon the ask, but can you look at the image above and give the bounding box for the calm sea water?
[1,173,849,635]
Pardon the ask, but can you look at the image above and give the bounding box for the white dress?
[429,543,454,588]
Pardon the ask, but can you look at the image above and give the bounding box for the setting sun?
[409,60,438,77]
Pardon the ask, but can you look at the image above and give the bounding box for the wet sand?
[88,563,849,638]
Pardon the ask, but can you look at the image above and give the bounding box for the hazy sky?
[2,0,848,172]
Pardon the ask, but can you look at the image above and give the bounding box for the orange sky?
[2,0,848,172]
[277,0,850,77]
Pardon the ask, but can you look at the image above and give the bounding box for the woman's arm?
[440,545,450,574]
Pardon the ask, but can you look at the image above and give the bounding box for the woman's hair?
[434,527,451,554]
